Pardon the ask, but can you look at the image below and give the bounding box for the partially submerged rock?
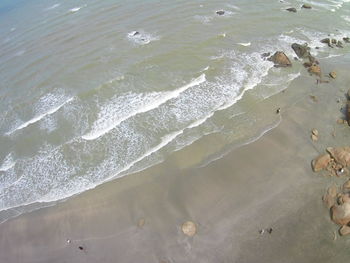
[331,202,350,225]
[308,64,321,77]
[339,225,350,236]
[343,37,350,43]
[329,71,337,79]
[326,147,350,167]
[216,10,225,15]
[312,154,331,172]
[286,7,297,12]
[291,43,310,58]
[302,4,312,9]
[268,51,292,67]
[182,221,197,237]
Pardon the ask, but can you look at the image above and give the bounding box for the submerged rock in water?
[302,4,312,9]
[182,221,197,237]
[339,225,350,236]
[286,7,297,12]
[268,51,292,67]
[291,43,310,58]
[343,37,350,43]
[216,10,225,15]
[331,202,350,225]
[326,147,350,167]
[312,154,331,172]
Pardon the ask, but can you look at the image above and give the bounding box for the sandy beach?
[1,54,350,262]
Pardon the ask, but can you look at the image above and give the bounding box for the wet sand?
[1,57,350,262]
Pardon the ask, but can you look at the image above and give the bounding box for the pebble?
[329,71,337,79]
[182,221,197,237]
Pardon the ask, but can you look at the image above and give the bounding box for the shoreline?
[2,53,350,262]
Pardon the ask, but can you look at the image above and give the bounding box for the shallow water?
[1,0,350,221]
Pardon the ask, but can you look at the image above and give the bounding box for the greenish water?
[1,0,350,221]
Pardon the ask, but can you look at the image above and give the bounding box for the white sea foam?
[0,154,15,172]
[127,31,160,45]
[237,42,251,47]
[45,3,60,11]
[69,7,82,13]
[194,15,213,24]
[6,97,73,135]
[82,74,206,140]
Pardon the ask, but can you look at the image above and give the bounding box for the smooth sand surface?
[1,57,350,262]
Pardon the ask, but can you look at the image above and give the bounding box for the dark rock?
[336,41,344,48]
[261,52,271,58]
[291,43,311,58]
[216,10,225,15]
[315,46,320,49]
[343,37,350,43]
[332,39,337,44]
[302,4,312,9]
[303,62,312,68]
[133,31,140,36]
[321,38,333,48]
[286,7,297,12]
[268,51,292,67]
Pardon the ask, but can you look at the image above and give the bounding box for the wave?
[0,154,15,172]
[45,3,60,11]
[237,42,251,47]
[69,7,82,13]
[5,97,73,135]
[82,74,206,140]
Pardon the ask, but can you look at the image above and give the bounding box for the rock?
[291,43,310,58]
[276,108,281,114]
[286,7,297,12]
[343,180,350,190]
[321,38,333,47]
[133,31,140,36]
[311,134,318,141]
[339,193,350,204]
[309,95,318,102]
[182,221,197,237]
[347,102,350,125]
[312,129,319,136]
[312,154,331,172]
[329,71,337,79]
[261,52,271,58]
[137,218,145,227]
[336,41,344,48]
[323,185,338,208]
[308,64,321,76]
[268,51,292,67]
[216,10,225,15]
[326,147,350,167]
[303,62,312,68]
[339,225,350,236]
[343,37,350,43]
[332,39,337,45]
[302,4,312,9]
[332,202,350,225]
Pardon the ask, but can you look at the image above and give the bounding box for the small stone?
[216,10,225,15]
[339,225,350,236]
[331,202,350,225]
[311,134,318,141]
[276,108,281,114]
[302,4,312,9]
[329,71,337,79]
[138,218,146,227]
[312,129,319,136]
[266,228,273,234]
[182,221,197,237]
[286,7,297,12]
[133,31,140,36]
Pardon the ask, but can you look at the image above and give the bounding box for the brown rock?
[302,4,312,9]
[182,221,197,237]
[323,185,338,208]
[329,71,337,79]
[308,64,321,76]
[327,147,350,167]
[312,154,331,172]
[343,180,350,190]
[268,51,292,67]
[339,225,350,236]
[339,193,350,204]
[331,202,350,225]
[311,134,318,141]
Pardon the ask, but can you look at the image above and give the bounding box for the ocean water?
[1,0,350,221]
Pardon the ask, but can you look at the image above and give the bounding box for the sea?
[1,0,350,222]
